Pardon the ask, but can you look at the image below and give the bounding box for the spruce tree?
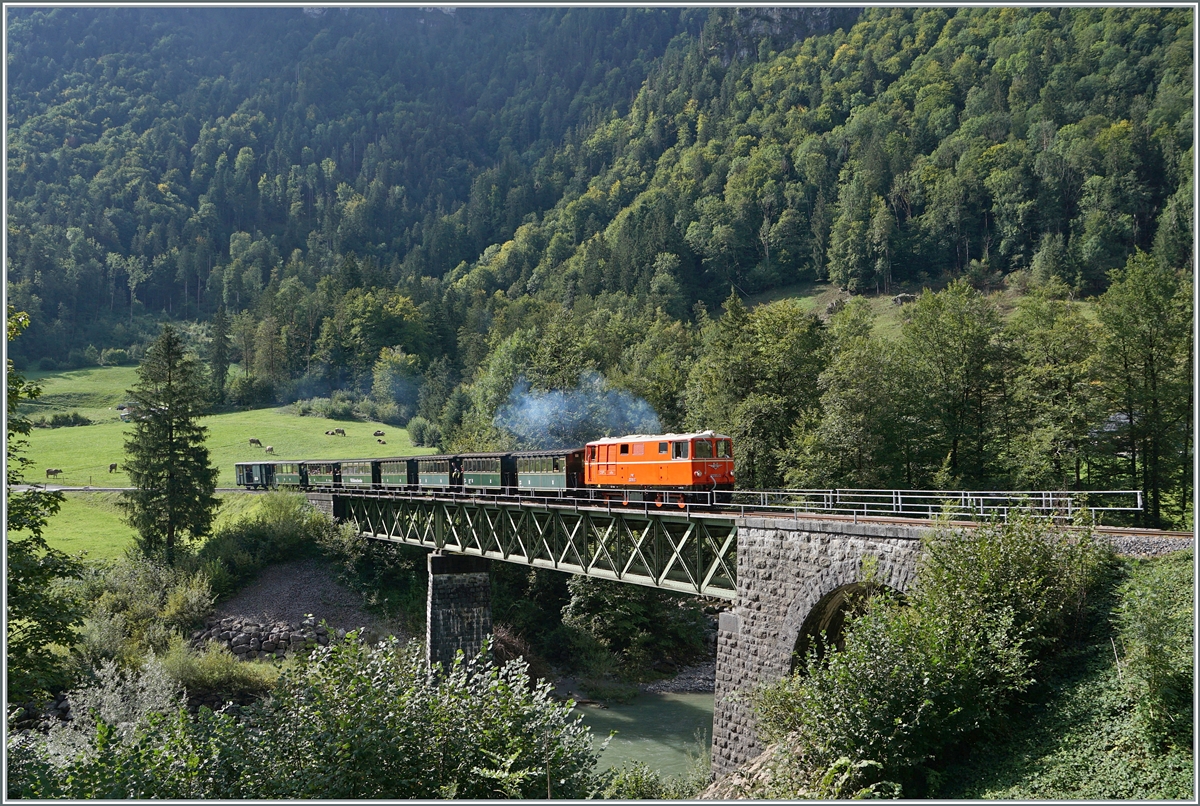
[209,305,231,404]
[120,324,219,565]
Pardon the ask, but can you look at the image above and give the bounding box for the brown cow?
[45,468,62,479]
[334,428,346,436]
[109,462,118,473]
[249,438,262,447]
[373,430,385,437]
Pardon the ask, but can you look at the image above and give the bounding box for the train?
[235,430,734,505]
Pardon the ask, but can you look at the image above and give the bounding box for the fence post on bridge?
[425,552,492,671]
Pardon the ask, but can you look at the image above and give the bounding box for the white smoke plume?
[495,371,662,449]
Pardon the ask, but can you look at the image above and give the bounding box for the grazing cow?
[377,439,386,444]
[45,468,62,479]
[248,438,262,447]
[109,462,118,473]
[373,430,385,437]
[264,446,274,454]
[334,428,346,436]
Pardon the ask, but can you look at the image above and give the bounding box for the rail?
[306,485,1143,523]
[725,488,1144,522]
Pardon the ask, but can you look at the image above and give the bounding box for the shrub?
[38,357,59,371]
[561,575,707,676]
[752,516,1109,797]
[1114,549,1194,749]
[48,411,91,428]
[158,635,278,697]
[407,415,440,447]
[190,493,331,598]
[100,348,130,366]
[8,641,603,799]
[72,555,215,668]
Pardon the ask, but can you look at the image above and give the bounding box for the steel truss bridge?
[327,486,1143,601]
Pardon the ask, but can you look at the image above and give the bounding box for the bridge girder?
[343,495,738,599]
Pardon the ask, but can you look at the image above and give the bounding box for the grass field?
[21,367,433,488]
[40,492,270,563]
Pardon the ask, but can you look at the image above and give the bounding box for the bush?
[291,392,357,420]
[8,641,603,799]
[752,516,1110,797]
[38,357,59,371]
[561,575,707,676]
[72,556,215,668]
[1114,549,1194,749]
[407,415,440,447]
[48,411,91,428]
[100,348,130,366]
[159,635,278,697]
[191,493,331,598]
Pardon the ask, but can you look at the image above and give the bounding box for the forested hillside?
[7,7,1193,526]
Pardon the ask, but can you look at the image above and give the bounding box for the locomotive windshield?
[694,439,713,459]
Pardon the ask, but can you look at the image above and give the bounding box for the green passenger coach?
[274,461,305,487]
[379,458,417,487]
[513,449,584,492]
[235,462,274,489]
[340,459,378,488]
[304,461,340,487]
[416,455,461,490]
[461,453,516,491]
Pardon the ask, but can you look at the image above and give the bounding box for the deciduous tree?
[6,307,83,703]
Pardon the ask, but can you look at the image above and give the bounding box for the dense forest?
[6,6,1193,526]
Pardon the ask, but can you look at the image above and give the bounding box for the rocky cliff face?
[703,7,862,65]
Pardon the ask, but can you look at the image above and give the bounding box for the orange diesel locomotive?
[584,431,734,494]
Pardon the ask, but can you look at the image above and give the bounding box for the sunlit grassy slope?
[21,367,433,488]
[40,491,273,563]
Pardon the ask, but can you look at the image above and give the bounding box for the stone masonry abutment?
[711,517,928,776]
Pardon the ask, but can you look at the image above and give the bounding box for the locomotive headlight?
[694,470,702,477]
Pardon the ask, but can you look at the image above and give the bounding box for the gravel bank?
[212,557,410,643]
[1100,534,1192,557]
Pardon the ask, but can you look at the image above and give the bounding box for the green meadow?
[21,367,434,489]
[41,491,272,563]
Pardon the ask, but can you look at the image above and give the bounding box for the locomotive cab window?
[620,444,629,455]
[694,440,713,459]
[672,441,688,459]
[658,442,668,454]
[717,440,731,458]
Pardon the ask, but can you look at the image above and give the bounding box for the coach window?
[587,446,596,461]
[672,441,688,459]
[694,439,714,458]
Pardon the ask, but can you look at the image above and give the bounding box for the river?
[574,691,715,778]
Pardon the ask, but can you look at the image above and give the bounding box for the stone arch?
[773,542,918,677]
[791,581,882,672]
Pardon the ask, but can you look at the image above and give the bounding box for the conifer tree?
[208,306,231,404]
[120,325,219,565]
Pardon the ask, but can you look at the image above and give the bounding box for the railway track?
[28,484,1192,542]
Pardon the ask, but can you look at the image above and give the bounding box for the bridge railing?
[723,488,1144,522]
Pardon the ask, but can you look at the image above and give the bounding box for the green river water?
[575,692,715,778]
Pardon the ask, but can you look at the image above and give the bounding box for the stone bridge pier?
[711,517,928,776]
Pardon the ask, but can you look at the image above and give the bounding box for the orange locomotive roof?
[585,430,731,446]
